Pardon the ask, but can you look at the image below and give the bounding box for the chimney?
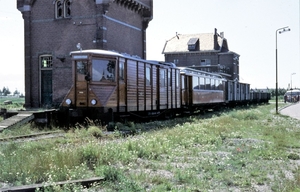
[214,28,220,50]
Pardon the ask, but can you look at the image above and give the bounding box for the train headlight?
[65,99,72,105]
[91,99,97,105]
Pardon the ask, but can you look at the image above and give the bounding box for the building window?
[64,0,71,18]
[201,59,211,66]
[55,0,71,19]
[41,56,53,68]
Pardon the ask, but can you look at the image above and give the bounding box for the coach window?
[211,79,215,90]
[168,71,172,86]
[219,80,223,90]
[146,66,151,86]
[205,78,211,90]
[200,77,205,89]
[92,59,115,82]
[176,71,179,87]
[193,76,199,89]
[160,69,166,87]
[181,76,185,89]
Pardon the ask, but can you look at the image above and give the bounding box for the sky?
[0,0,299,95]
[146,0,300,90]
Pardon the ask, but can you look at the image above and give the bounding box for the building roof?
[162,32,226,54]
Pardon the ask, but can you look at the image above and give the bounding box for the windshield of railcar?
[92,59,116,82]
[76,61,88,81]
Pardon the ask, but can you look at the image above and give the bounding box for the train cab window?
[119,60,125,81]
[200,77,205,89]
[193,76,199,89]
[76,61,87,81]
[146,66,151,86]
[92,59,115,82]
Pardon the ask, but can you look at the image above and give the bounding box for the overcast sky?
[0,0,299,94]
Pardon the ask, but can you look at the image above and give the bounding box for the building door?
[40,55,53,107]
[41,70,52,106]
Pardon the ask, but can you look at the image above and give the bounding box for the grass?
[0,96,25,110]
[0,103,300,191]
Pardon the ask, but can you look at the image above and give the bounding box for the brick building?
[17,0,153,108]
[162,29,240,81]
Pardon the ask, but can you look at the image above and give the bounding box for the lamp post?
[290,73,296,102]
[275,26,291,114]
[291,73,296,90]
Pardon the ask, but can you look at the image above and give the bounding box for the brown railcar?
[60,50,181,123]
[179,68,226,112]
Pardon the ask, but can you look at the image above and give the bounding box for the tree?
[2,87,11,96]
[13,89,20,96]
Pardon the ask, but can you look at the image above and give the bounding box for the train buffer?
[0,112,34,132]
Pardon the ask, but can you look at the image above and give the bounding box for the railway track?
[0,177,104,192]
[0,131,65,143]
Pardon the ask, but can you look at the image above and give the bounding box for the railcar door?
[181,74,192,107]
[75,61,89,107]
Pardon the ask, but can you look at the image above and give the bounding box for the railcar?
[225,81,251,106]
[60,49,181,124]
[179,67,227,112]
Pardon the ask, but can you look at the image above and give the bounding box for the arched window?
[64,0,71,18]
[55,0,71,19]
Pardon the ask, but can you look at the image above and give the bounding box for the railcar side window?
[205,78,211,90]
[193,76,199,89]
[160,69,166,87]
[168,71,171,86]
[181,76,185,89]
[200,77,205,89]
[176,71,179,87]
[211,79,215,90]
[219,80,223,90]
[92,59,115,82]
[146,66,151,86]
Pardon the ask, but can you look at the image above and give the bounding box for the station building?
[162,29,240,81]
